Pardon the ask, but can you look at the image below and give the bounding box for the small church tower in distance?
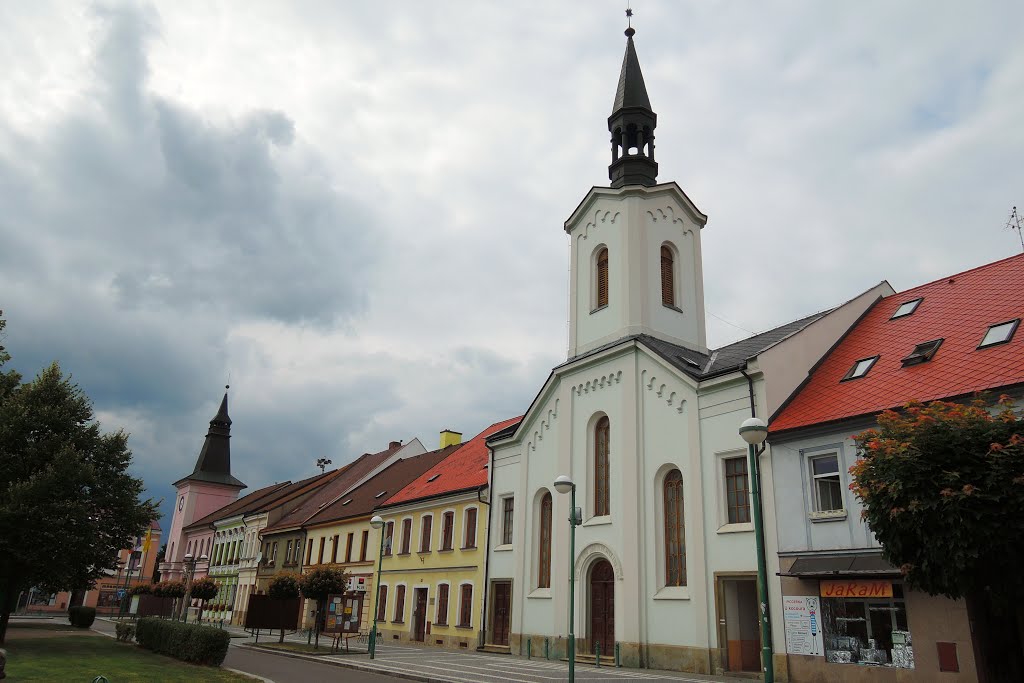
[162,388,246,578]
[565,25,708,358]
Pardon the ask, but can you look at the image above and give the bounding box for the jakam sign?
[819,580,893,598]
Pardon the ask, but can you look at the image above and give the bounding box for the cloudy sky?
[2,1,1022,528]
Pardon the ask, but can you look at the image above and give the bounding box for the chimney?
[439,429,462,449]
[389,440,402,449]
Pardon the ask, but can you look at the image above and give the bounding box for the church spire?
[174,386,245,489]
[608,22,658,188]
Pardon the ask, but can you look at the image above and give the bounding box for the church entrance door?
[589,559,615,655]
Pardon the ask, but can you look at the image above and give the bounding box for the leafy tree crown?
[298,566,348,601]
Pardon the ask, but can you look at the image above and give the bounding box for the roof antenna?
[1006,206,1024,253]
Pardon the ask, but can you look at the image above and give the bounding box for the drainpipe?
[476,448,494,651]
[740,364,775,682]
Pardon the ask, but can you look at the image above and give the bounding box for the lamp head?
[553,475,575,495]
[370,515,385,530]
[739,417,769,445]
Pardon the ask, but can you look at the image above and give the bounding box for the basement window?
[841,356,879,381]
[890,298,923,319]
[902,339,943,367]
[978,319,1020,349]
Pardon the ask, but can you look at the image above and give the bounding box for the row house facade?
[766,253,1024,682]
[373,420,519,650]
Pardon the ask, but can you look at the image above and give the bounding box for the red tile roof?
[382,417,522,507]
[772,254,1024,433]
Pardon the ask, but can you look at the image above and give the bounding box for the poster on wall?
[783,596,824,656]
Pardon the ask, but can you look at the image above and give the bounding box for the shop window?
[810,454,844,513]
[822,582,913,668]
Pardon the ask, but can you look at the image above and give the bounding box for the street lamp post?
[368,515,388,659]
[739,417,773,683]
[554,475,580,683]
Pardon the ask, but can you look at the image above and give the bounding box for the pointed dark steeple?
[608,25,658,188]
[173,387,246,489]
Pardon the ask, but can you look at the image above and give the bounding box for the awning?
[779,553,901,578]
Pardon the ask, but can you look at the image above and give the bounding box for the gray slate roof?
[564,310,831,380]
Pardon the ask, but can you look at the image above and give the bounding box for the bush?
[190,577,218,602]
[67,606,96,628]
[150,580,185,598]
[135,617,230,666]
[130,583,152,596]
[115,621,136,642]
[268,572,300,599]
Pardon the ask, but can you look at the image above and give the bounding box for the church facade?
[482,27,884,678]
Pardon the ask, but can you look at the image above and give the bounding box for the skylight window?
[374,491,387,499]
[979,319,1020,349]
[902,339,943,367]
[342,499,353,506]
[842,356,879,381]
[427,474,440,482]
[890,298,923,319]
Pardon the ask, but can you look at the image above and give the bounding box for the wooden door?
[491,581,511,646]
[412,588,428,642]
[589,560,615,653]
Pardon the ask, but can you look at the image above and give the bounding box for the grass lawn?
[5,633,255,682]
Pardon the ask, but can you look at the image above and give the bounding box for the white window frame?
[434,580,451,626]
[462,505,479,549]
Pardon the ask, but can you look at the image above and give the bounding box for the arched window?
[661,245,675,307]
[538,492,553,588]
[664,469,686,586]
[596,248,609,308]
[595,416,610,516]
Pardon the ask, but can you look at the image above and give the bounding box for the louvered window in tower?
[596,248,609,309]
[664,469,686,586]
[595,416,611,516]
[661,245,675,307]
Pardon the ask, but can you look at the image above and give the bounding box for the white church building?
[482,26,888,677]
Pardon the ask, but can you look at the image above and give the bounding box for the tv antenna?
[1007,206,1024,253]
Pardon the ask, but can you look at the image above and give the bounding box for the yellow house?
[373,418,520,650]
[299,445,458,632]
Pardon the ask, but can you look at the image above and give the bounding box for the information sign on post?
[324,593,363,634]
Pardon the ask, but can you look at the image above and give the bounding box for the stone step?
[479,644,512,655]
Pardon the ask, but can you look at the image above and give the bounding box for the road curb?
[235,643,449,683]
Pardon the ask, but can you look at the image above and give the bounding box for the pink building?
[160,390,246,582]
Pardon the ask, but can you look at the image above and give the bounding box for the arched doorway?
[589,559,615,653]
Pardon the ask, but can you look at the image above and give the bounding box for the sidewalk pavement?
[97,617,749,683]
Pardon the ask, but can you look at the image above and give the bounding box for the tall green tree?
[298,566,347,648]
[0,313,157,643]
[851,398,1024,681]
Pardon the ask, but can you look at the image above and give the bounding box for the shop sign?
[819,579,892,598]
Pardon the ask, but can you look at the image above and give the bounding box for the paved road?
[222,646,406,683]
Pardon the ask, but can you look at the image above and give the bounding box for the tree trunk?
[0,580,18,645]
[967,589,1024,682]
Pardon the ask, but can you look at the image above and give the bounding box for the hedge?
[135,617,230,666]
[68,606,96,628]
[115,621,136,642]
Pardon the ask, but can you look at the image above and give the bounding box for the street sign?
[116,589,127,599]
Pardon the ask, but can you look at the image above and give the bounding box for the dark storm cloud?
[0,3,382,524]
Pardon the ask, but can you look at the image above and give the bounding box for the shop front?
[779,554,977,682]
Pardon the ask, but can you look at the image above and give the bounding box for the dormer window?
[979,319,1020,349]
[841,356,879,381]
[902,339,943,367]
[890,298,923,319]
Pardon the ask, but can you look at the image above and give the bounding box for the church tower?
[565,26,708,358]
[163,389,246,571]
